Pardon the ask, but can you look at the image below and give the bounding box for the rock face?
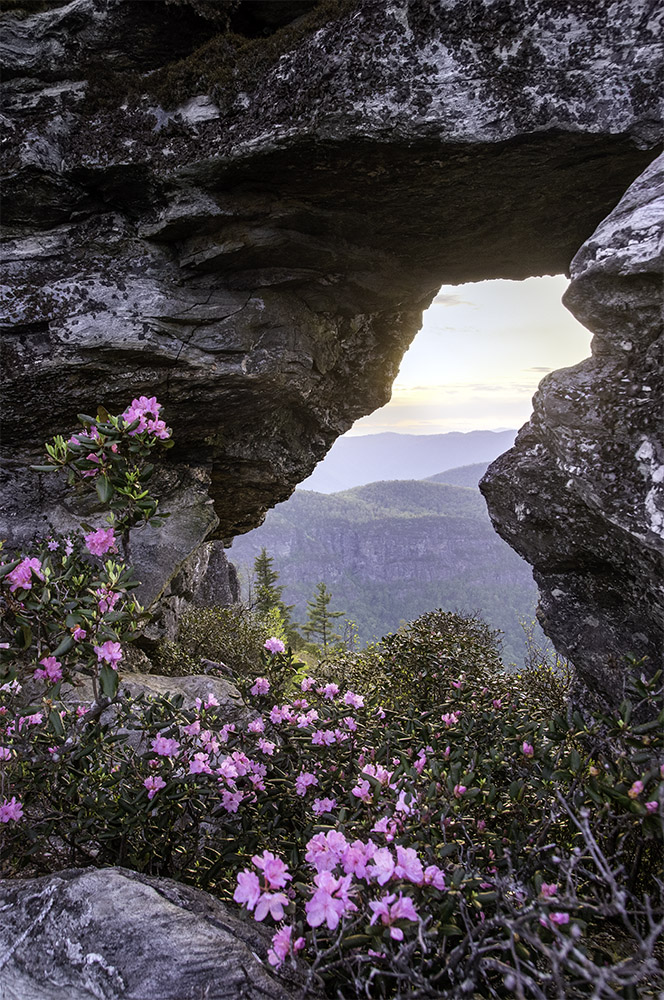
[0,866,301,1000]
[0,0,662,694]
[481,155,664,700]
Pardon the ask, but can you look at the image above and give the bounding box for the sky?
[345,275,592,436]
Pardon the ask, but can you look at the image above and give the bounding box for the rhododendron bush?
[1,405,663,998]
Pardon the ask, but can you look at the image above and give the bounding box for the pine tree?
[302,582,345,651]
[252,549,297,638]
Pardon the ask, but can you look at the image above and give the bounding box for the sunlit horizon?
[345,275,591,436]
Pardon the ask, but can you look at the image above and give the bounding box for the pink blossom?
[628,780,644,799]
[253,851,292,890]
[234,870,261,911]
[362,763,393,785]
[151,735,180,758]
[94,640,123,667]
[267,925,304,968]
[72,626,87,641]
[0,748,11,761]
[375,706,386,719]
[344,690,364,709]
[143,775,166,800]
[5,557,44,593]
[395,845,424,884]
[369,892,419,941]
[47,539,59,551]
[311,729,336,746]
[423,865,446,890]
[182,720,200,736]
[188,753,211,775]
[254,891,289,923]
[395,789,416,815]
[312,797,337,816]
[216,759,239,784]
[221,789,244,813]
[264,637,286,654]
[305,830,348,872]
[300,677,316,692]
[492,698,502,710]
[295,771,318,796]
[477,818,486,833]
[454,784,467,799]
[34,656,62,683]
[76,704,88,717]
[248,717,265,733]
[297,709,318,728]
[96,588,120,614]
[540,912,570,928]
[369,847,395,885]
[0,796,23,823]
[351,778,372,803]
[344,716,357,731]
[441,711,461,727]
[452,679,463,689]
[122,397,170,439]
[522,741,534,758]
[342,839,376,879]
[305,872,356,930]
[251,677,270,697]
[540,883,558,898]
[321,683,340,700]
[645,801,658,814]
[84,528,116,557]
[258,738,276,756]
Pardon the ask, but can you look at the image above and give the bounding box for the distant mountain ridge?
[230,471,540,665]
[298,430,516,493]
[427,463,490,488]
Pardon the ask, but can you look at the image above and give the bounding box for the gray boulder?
[0,867,303,1000]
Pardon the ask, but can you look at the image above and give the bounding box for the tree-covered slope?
[229,478,541,665]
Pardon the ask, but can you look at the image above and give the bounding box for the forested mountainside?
[298,431,516,492]
[229,473,542,665]
[427,463,490,488]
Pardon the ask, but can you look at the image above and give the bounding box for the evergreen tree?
[252,549,297,639]
[302,582,345,651]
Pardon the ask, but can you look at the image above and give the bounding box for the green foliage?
[302,582,345,652]
[154,604,288,680]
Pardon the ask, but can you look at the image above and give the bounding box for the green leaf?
[30,464,59,473]
[19,624,32,649]
[96,477,114,504]
[0,559,20,580]
[48,709,64,737]
[100,664,119,698]
[52,634,74,657]
[96,405,110,424]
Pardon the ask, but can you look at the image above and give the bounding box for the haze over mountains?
[230,450,543,666]
[298,429,517,493]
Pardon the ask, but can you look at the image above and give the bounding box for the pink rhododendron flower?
[540,912,570,928]
[492,698,502,710]
[248,717,265,733]
[311,729,336,746]
[151,735,180,758]
[96,588,120,614]
[423,865,446,890]
[221,789,244,813]
[258,738,276,756]
[254,891,289,923]
[0,748,11,761]
[343,690,364,709]
[251,677,270,696]
[321,683,340,700]
[312,797,337,816]
[189,753,211,775]
[47,539,59,551]
[234,870,261,911]
[72,626,87,641]
[295,771,318,796]
[143,775,166,799]
[369,847,395,885]
[76,704,88,717]
[645,801,658,814]
[342,839,376,879]
[454,784,467,798]
[264,637,285,654]
[0,796,23,823]
[540,883,558,898]
[301,677,316,692]
[351,778,372,803]
[122,396,171,439]
[395,845,424,884]
[84,527,116,557]
[5,557,44,593]
[34,656,62,683]
[344,716,357,731]
[182,720,200,736]
[267,925,305,968]
[305,830,348,872]
[216,759,239,784]
[369,892,419,941]
[305,872,356,930]
[522,741,534,758]
[94,640,123,667]
[628,780,644,799]
[252,851,292,890]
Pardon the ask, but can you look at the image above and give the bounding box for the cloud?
[432,292,473,308]
[523,366,553,373]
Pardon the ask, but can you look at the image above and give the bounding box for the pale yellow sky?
[346,275,592,435]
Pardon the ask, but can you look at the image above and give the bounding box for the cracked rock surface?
[0,0,662,694]
[0,867,301,1000]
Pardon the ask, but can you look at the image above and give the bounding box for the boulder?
[0,866,303,1000]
